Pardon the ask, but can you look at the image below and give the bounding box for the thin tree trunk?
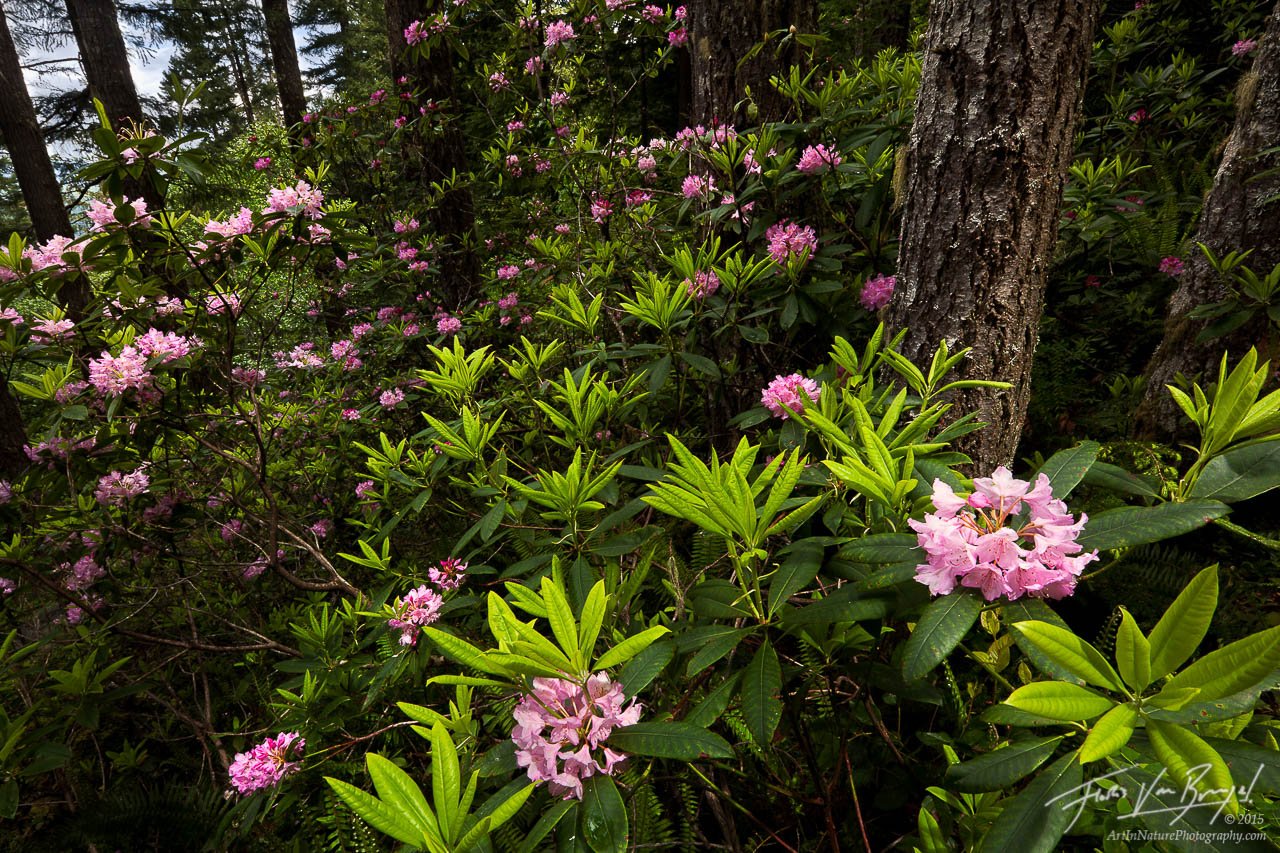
[687,0,816,127]
[261,0,308,132]
[1134,2,1280,439]
[221,5,257,127]
[0,1,87,320]
[65,0,143,129]
[885,0,1101,471]
[384,0,478,304]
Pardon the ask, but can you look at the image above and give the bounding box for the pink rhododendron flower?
[437,315,462,335]
[134,328,198,364]
[1232,38,1257,57]
[254,157,272,170]
[1158,256,1185,277]
[512,673,642,800]
[796,144,842,174]
[497,264,520,280]
[0,578,14,595]
[859,274,896,311]
[429,557,468,590]
[87,197,151,231]
[206,292,243,317]
[31,317,75,343]
[590,196,613,223]
[1128,108,1148,123]
[668,28,687,46]
[355,479,377,499]
[205,207,255,239]
[908,469,1098,601]
[379,388,405,408]
[765,220,818,265]
[761,373,820,419]
[681,174,714,199]
[264,180,325,219]
[388,584,443,645]
[243,558,268,580]
[95,467,150,506]
[684,270,720,299]
[545,20,576,48]
[404,20,428,44]
[228,732,305,795]
[89,347,153,396]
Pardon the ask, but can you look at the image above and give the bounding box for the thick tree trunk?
[885,0,1100,471]
[261,0,308,132]
[1134,2,1280,439]
[687,0,816,127]
[0,2,87,320]
[65,0,143,130]
[384,0,478,304]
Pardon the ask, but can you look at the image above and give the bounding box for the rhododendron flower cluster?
[1232,38,1257,57]
[228,732,305,795]
[545,20,576,48]
[87,197,150,231]
[684,270,720,299]
[264,180,325,219]
[796,144,842,174]
[1158,256,1185,276]
[428,557,467,590]
[761,373,820,419]
[387,584,443,645]
[88,347,152,396]
[765,220,818,265]
[206,292,243,317]
[860,274,896,311]
[205,207,255,239]
[909,469,1098,601]
[134,328,199,364]
[512,674,642,800]
[95,467,150,506]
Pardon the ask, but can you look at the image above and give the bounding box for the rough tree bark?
[686,0,816,127]
[1134,1,1280,439]
[383,0,478,303]
[64,0,143,130]
[885,0,1101,471]
[261,0,308,133]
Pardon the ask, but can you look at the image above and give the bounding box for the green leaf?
[424,628,508,676]
[1189,441,1280,503]
[0,780,17,820]
[1082,462,1159,498]
[326,776,428,848]
[619,638,674,696]
[1076,500,1231,552]
[1003,682,1115,721]
[541,577,580,667]
[980,750,1082,853]
[1146,686,1202,710]
[578,582,607,665]
[1002,599,1083,684]
[579,775,628,853]
[1079,702,1138,763]
[767,540,823,616]
[518,800,575,853]
[1148,565,1218,680]
[1010,622,1124,692]
[740,638,782,746]
[944,736,1064,792]
[607,722,734,760]
[428,724,460,840]
[366,754,441,844]
[918,805,947,853]
[593,625,671,671]
[1115,608,1152,691]
[901,592,983,681]
[1164,624,1280,701]
[1146,720,1239,815]
[682,626,753,676]
[1035,441,1100,499]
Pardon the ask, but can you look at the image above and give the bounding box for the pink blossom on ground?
[796,144,842,174]
[765,220,818,265]
[228,732,305,795]
[89,347,153,396]
[761,373,820,419]
[387,585,443,645]
[512,673,642,801]
[429,557,468,590]
[1158,256,1185,277]
[859,274,896,311]
[908,469,1098,601]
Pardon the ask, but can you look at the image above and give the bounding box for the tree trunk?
[1134,1,1280,439]
[0,2,87,319]
[885,0,1100,471]
[65,0,143,130]
[220,5,257,127]
[384,0,477,304]
[687,0,816,127]
[261,0,308,132]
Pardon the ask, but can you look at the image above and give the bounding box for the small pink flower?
[1232,39,1257,57]
[796,144,842,175]
[668,28,687,47]
[379,388,405,408]
[429,557,468,590]
[1158,256,1185,277]
[859,274,896,311]
[228,732,305,795]
[437,315,462,335]
[765,220,818,266]
[254,157,272,170]
[761,374,820,419]
[388,585,443,645]
[684,270,720,299]
[1127,108,1148,123]
[545,20,576,48]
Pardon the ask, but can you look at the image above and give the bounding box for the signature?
[1046,764,1264,831]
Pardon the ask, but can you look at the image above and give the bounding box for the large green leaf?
[901,592,983,681]
[1035,441,1099,499]
[607,722,734,760]
[944,736,1064,792]
[1010,621,1124,692]
[594,625,671,671]
[325,777,432,849]
[681,626,754,676]
[579,775,628,853]
[1002,599,1083,685]
[1189,440,1280,502]
[1148,565,1217,680]
[1076,500,1230,552]
[740,638,782,746]
[979,750,1082,853]
[618,638,674,696]
[1081,462,1159,498]
[1078,702,1138,763]
[768,540,824,616]
[1115,608,1152,691]
[1165,624,1280,702]
[1003,682,1115,721]
[1146,720,1239,815]
[366,753,441,844]
[837,533,920,566]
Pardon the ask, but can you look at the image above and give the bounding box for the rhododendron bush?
[1,2,1280,851]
